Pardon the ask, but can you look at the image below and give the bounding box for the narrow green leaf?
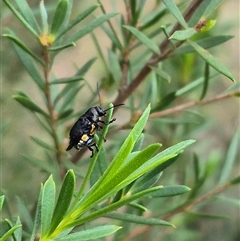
[150,66,171,83]
[57,108,74,121]
[124,25,160,55]
[75,57,97,76]
[188,40,235,81]
[162,0,188,29]
[131,140,196,180]
[149,185,191,198]
[39,0,49,34]
[68,186,163,228]
[151,91,176,113]
[140,5,167,31]
[61,85,83,111]
[22,154,53,173]
[3,34,44,65]
[51,0,69,39]
[50,76,85,84]
[108,49,122,82]
[170,28,196,41]
[230,176,240,185]
[30,186,42,241]
[219,129,240,184]
[0,225,22,241]
[103,104,151,181]
[68,12,118,43]
[54,225,121,241]
[0,195,5,211]
[203,0,224,18]
[79,144,161,213]
[13,95,48,117]
[131,157,178,194]
[7,30,44,89]
[41,176,56,237]
[16,197,33,231]
[49,42,76,51]
[199,62,210,100]
[59,4,100,37]
[100,23,123,50]
[105,212,172,226]
[13,217,22,241]
[30,136,56,151]
[174,35,234,55]
[13,0,40,33]
[48,170,75,235]
[3,0,39,38]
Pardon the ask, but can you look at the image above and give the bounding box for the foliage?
[1,0,239,241]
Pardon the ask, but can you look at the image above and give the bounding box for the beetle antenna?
[104,103,124,112]
[97,82,102,107]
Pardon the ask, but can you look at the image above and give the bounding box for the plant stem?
[42,47,62,167]
[150,90,240,118]
[113,0,204,107]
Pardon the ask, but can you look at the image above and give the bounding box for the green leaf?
[230,176,240,185]
[149,185,191,197]
[199,62,210,100]
[108,49,122,82]
[3,0,39,38]
[219,129,240,184]
[54,225,121,241]
[39,0,49,34]
[151,91,176,113]
[150,66,171,83]
[13,94,48,117]
[162,0,188,29]
[68,12,118,43]
[105,212,173,227]
[175,75,213,96]
[3,34,44,65]
[7,30,44,89]
[123,25,160,55]
[13,217,22,241]
[188,40,235,81]
[49,42,76,51]
[131,157,178,194]
[203,0,224,18]
[0,224,22,241]
[140,5,167,31]
[0,195,5,211]
[22,154,53,173]
[30,186,42,241]
[69,186,163,228]
[30,136,56,151]
[48,170,75,236]
[57,108,74,121]
[174,35,234,55]
[170,28,196,41]
[58,4,100,38]
[50,76,85,84]
[16,197,33,231]
[41,176,56,237]
[51,0,69,39]
[13,0,40,33]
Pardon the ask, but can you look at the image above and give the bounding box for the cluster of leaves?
[1,0,239,241]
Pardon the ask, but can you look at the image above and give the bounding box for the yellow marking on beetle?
[90,124,96,135]
[81,134,89,142]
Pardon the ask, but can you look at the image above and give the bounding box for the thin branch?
[150,90,240,118]
[113,0,204,107]
[123,181,232,241]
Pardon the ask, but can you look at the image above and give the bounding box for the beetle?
[66,104,123,157]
